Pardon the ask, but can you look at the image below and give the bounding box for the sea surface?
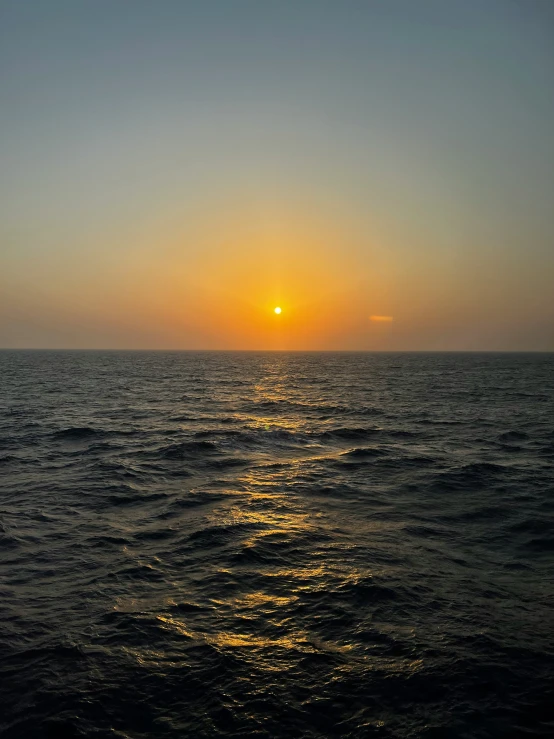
[1,351,553,739]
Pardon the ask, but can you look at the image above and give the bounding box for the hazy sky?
[1,0,553,349]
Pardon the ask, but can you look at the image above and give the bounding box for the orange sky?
[1,2,553,350]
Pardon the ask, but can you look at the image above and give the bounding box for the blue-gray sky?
[1,0,553,349]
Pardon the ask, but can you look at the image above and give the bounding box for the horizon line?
[1,348,553,354]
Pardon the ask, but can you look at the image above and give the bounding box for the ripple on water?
[0,350,553,738]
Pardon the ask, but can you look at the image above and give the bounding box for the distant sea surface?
[1,351,553,738]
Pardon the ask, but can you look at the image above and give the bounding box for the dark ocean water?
[1,351,553,739]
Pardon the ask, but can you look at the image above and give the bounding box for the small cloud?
[370,315,394,322]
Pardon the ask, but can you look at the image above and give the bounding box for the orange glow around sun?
[112,200,379,349]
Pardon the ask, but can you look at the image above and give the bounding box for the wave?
[0,521,20,550]
[156,440,219,459]
[335,576,400,605]
[431,461,507,491]
[340,447,387,459]
[317,426,418,443]
[53,426,101,440]
[523,536,554,552]
[104,489,171,507]
[498,430,529,442]
[537,443,554,458]
[320,426,381,441]
[0,454,23,465]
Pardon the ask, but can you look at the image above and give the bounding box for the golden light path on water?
[110,359,420,683]
[120,456,420,678]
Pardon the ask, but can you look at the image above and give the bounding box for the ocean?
[1,350,553,738]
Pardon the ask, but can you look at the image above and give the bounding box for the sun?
[274,306,282,315]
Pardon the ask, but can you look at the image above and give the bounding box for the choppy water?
[1,351,553,738]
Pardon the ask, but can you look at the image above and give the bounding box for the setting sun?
[274,307,282,315]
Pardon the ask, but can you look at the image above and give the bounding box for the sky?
[1,0,553,350]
